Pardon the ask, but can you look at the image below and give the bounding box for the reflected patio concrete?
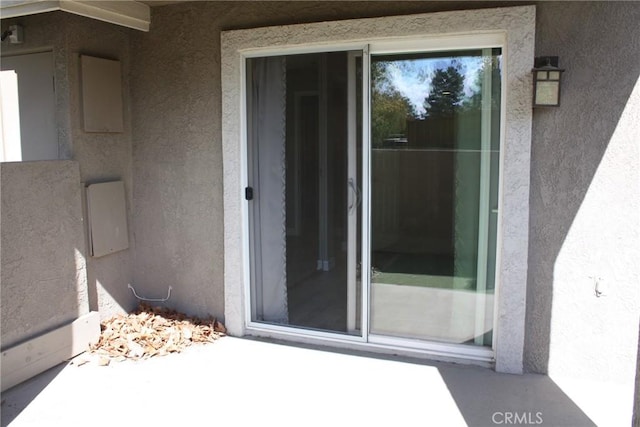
[371,283,494,343]
[2,337,596,427]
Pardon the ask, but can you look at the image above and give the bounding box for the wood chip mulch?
[82,303,226,364]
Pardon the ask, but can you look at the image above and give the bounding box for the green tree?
[423,64,465,118]
[371,61,417,146]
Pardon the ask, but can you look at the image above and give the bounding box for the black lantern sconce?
[532,56,564,107]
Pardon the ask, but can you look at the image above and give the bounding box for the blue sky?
[381,56,487,116]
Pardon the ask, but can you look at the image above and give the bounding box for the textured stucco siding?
[1,2,637,407]
[130,0,638,379]
[525,2,640,424]
[128,0,516,325]
[635,325,640,426]
[64,14,137,319]
[525,2,640,382]
[1,12,137,319]
[129,6,224,319]
[0,161,87,349]
[0,12,71,160]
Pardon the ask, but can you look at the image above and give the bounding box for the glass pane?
[535,81,559,105]
[548,71,560,80]
[246,51,362,335]
[537,70,548,80]
[370,49,501,346]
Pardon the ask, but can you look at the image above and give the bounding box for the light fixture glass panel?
[535,81,559,105]
[537,71,548,80]
[548,71,560,80]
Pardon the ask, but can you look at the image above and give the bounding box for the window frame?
[221,6,535,373]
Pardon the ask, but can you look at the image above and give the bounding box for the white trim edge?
[0,1,150,32]
[1,311,101,392]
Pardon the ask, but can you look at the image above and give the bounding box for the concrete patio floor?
[0,337,609,426]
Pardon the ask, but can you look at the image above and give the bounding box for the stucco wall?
[1,12,137,319]
[64,14,137,319]
[131,0,638,381]
[129,6,222,319]
[0,12,71,159]
[0,161,87,349]
[128,0,514,322]
[3,0,636,397]
[525,1,640,383]
[524,2,640,423]
[635,324,640,426]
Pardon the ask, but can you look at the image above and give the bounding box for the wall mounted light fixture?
[532,56,564,107]
[1,24,23,44]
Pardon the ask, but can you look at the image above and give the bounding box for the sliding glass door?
[246,51,363,335]
[369,49,501,347]
[246,45,501,349]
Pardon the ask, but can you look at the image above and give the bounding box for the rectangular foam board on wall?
[86,180,129,258]
[81,55,124,133]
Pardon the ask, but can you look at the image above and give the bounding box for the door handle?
[348,178,361,215]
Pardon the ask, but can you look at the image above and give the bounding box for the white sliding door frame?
[346,51,359,333]
[361,45,372,342]
[242,43,370,346]
[365,37,503,362]
[474,47,494,346]
[222,6,535,373]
